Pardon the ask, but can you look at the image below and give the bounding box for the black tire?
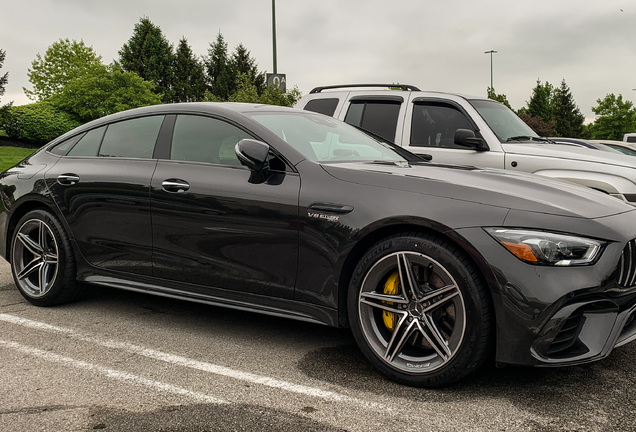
[10,209,81,306]
[348,232,493,387]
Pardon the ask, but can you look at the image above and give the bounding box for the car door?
[45,115,166,275]
[150,114,300,299]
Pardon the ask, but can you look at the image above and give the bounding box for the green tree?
[526,79,554,122]
[228,74,301,107]
[173,37,206,102]
[50,64,162,122]
[518,113,556,137]
[589,93,636,140]
[552,79,585,137]
[119,17,175,103]
[24,39,103,101]
[0,49,8,104]
[229,43,265,95]
[204,33,232,100]
[487,87,512,109]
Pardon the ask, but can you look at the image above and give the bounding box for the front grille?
[617,240,636,288]
[546,310,585,356]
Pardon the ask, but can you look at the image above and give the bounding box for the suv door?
[403,97,505,169]
[150,114,300,299]
[45,115,166,275]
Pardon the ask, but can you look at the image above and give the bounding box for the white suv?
[297,84,636,203]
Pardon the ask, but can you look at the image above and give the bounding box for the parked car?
[2,103,636,387]
[591,139,636,157]
[548,137,625,154]
[297,84,636,203]
[624,133,636,143]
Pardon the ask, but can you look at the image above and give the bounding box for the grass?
[0,146,37,172]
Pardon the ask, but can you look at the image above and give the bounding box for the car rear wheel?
[348,233,493,387]
[10,209,80,306]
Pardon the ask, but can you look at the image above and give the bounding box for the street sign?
[266,73,286,92]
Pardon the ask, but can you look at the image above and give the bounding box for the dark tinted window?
[49,134,84,156]
[627,136,636,143]
[67,127,106,157]
[98,116,164,158]
[170,115,252,166]
[410,103,473,148]
[344,101,400,143]
[304,98,339,116]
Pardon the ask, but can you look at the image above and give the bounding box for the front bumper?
[455,209,636,367]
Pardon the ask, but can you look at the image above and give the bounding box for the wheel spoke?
[418,315,452,359]
[16,232,43,256]
[384,316,416,361]
[17,257,43,281]
[397,252,420,301]
[422,284,460,313]
[360,291,408,315]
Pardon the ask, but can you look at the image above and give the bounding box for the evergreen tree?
[487,87,512,109]
[25,39,103,101]
[590,93,636,140]
[204,33,232,100]
[526,79,554,122]
[173,38,206,102]
[119,17,174,103]
[229,43,265,95]
[0,49,8,105]
[552,79,585,137]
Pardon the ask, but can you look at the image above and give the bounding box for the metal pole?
[272,0,277,74]
[484,50,497,90]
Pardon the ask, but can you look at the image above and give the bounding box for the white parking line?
[0,339,227,405]
[0,313,382,409]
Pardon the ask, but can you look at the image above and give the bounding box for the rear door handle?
[57,174,80,186]
[161,179,190,193]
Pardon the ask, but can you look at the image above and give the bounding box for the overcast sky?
[2,0,635,120]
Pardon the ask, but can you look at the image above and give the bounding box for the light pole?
[484,50,497,90]
[632,88,636,102]
[272,0,277,74]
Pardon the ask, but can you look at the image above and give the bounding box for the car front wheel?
[348,233,493,387]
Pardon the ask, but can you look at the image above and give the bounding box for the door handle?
[161,179,190,193]
[57,174,80,186]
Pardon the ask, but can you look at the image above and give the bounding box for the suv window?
[304,98,339,116]
[410,102,473,148]
[49,134,84,156]
[98,116,164,158]
[170,115,252,166]
[344,100,400,143]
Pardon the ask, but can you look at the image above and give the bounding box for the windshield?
[248,111,414,163]
[470,99,538,142]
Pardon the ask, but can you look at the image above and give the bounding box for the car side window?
[344,100,400,143]
[49,133,84,156]
[67,126,106,157]
[170,115,252,166]
[410,103,473,148]
[303,98,339,116]
[98,116,164,158]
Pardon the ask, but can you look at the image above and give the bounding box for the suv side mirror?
[236,139,270,183]
[454,129,489,151]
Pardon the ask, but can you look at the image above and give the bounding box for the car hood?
[320,161,634,219]
[502,143,636,168]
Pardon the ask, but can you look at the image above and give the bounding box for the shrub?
[1,102,81,144]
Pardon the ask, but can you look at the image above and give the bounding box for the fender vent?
[618,240,636,288]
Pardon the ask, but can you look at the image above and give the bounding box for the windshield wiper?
[506,136,555,143]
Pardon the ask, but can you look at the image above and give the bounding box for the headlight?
[484,228,604,266]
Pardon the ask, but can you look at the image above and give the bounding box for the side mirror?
[454,129,489,151]
[236,139,270,184]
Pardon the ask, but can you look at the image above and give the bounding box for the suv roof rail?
[309,84,420,94]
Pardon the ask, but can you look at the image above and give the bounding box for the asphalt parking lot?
[1,257,636,431]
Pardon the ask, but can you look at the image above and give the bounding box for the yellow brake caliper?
[382,271,400,332]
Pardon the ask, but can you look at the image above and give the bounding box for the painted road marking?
[0,339,227,404]
[0,313,384,410]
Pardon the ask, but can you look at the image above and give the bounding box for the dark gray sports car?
[2,102,636,387]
